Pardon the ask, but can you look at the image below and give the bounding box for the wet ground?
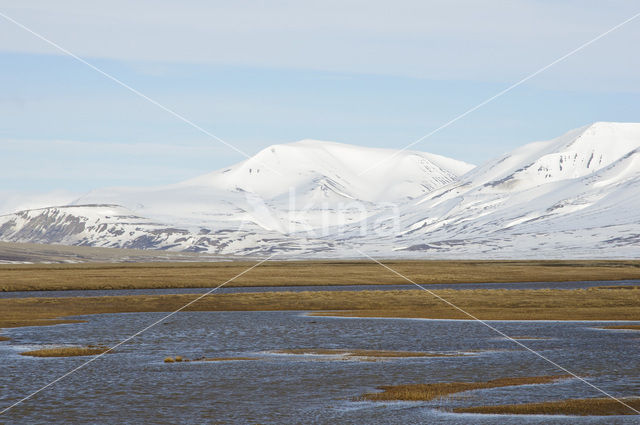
[1,310,638,424]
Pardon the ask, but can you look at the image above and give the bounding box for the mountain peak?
[5,123,640,258]
[183,139,474,201]
[465,121,640,193]
[73,139,473,233]
[585,120,640,129]
[564,121,640,155]
[573,121,640,143]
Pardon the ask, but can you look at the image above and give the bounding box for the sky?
[1,1,640,212]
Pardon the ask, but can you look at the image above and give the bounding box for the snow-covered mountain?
[0,204,334,255]
[183,139,472,202]
[72,140,473,233]
[0,140,471,255]
[353,122,640,258]
[1,123,640,259]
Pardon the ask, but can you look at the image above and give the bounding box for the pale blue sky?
[1,1,639,212]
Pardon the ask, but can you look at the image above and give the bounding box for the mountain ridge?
[356,121,640,258]
[2,122,640,259]
[71,139,472,231]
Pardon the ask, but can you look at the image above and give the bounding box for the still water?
[2,280,639,299]
[0,311,638,424]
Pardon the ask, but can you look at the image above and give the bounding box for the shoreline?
[305,314,640,323]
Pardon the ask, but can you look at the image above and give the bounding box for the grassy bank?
[2,260,640,291]
[454,397,640,416]
[601,325,640,330]
[360,375,570,401]
[0,288,637,329]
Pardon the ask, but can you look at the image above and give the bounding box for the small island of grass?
[360,375,571,401]
[21,346,110,357]
[164,355,258,363]
[272,348,460,360]
[453,397,640,416]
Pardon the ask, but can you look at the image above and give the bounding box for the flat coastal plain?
[1,257,639,421]
[2,258,640,291]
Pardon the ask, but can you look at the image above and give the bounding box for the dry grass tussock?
[2,260,640,292]
[454,397,640,416]
[20,345,109,357]
[360,375,571,401]
[0,288,638,330]
[164,355,185,362]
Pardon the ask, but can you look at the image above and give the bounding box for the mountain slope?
[354,122,640,258]
[74,139,473,232]
[0,140,471,256]
[2,123,639,259]
[0,205,334,255]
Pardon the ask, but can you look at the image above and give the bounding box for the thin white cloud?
[1,1,638,91]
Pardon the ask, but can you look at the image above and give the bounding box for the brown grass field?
[20,346,109,357]
[2,259,640,292]
[359,375,570,401]
[0,287,637,329]
[596,285,639,290]
[454,397,640,416]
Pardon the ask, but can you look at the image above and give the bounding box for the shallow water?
[0,311,639,424]
[2,279,639,299]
